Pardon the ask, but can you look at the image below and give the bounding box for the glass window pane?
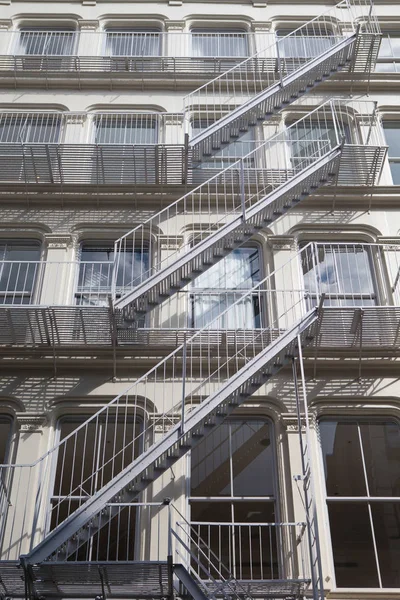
[328,502,379,587]
[320,421,367,496]
[105,30,160,56]
[389,161,400,184]
[0,418,12,464]
[94,115,157,144]
[191,423,231,496]
[384,123,400,157]
[18,30,75,56]
[301,245,375,303]
[371,503,400,587]
[360,421,400,497]
[191,30,248,57]
[191,247,260,329]
[231,421,275,496]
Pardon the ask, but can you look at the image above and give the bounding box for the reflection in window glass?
[17,29,76,56]
[190,419,277,580]
[190,247,261,328]
[93,114,157,145]
[0,241,41,304]
[320,419,400,588]
[301,244,376,306]
[276,28,335,59]
[191,29,249,57]
[0,417,12,464]
[76,244,149,307]
[105,29,161,57]
[376,34,400,72]
[383,122,400,184]
[0,114,61,144]
[51,416,142,560]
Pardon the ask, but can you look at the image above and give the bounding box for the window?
[190,419,277,579]
[50,416,142,560]
[383,122,400,184]
[301,243,377,307]
[320,418,400,588]
[191,28,249,58]
[276,27,336,59]
[93,114,158,144]
[288,120,346,170]
[16,28,76,56]
[190,246,261,328]
[0,416,13,548]
[0,113,62,144]
[376,33,400,72]
[0,240,41,304]
[0,416,13,465]
[76,243,149,307]
[191,120,257,176]
[105,29,161,57]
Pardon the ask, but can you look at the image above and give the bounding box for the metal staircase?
[5,247,318,566]
[112,99,386,320]
[184,0,381,162]
[0,4,385,595]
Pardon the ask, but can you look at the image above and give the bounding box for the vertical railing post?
[240,158,246,221]
[276,37,284,86]
[180,335,187,434]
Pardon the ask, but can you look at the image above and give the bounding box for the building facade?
[0,1,399,599]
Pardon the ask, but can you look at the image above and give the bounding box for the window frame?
[47,413,144,560]
[318,416,400,589]
[0,239,42,305]
[190,27,250,58]
[188,244,263,329]
[188,417,280,579]
[383,120,400,184]
[103,27,162,57]
[15,27,78,56]
[300,242,380,307]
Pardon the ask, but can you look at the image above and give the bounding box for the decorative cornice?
[44,234,74,249]
[268,236,296,251]
[17,414,48,432]
[165,20,185,31]
[281,414,306,433]
[0,19,12,29]
[79,20,99,30]
[159,235,183,250]
[251,21,271,31]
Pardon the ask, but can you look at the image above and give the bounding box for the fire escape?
[0,2,390,599]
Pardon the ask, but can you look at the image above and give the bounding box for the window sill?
[328,589,400,599]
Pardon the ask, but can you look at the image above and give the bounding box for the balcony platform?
[0,560,309,600]
[0,307,399,364]
[0,560,170,599]
[0,56,278,91]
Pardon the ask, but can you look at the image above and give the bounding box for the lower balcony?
[0,499,310,600]
[1,243,400,365]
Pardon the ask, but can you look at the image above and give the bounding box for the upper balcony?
[0,29,277,90]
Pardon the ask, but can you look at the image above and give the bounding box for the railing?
[113,99,384,295]
[2,241,400,557]
[183,0,380,131]
[0,111,185,145]
[0,30,278,76]
[179,521,310,583]
[0,245,311,559]
[2,240,400,314]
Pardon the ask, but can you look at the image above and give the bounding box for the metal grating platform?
[1,307,400,356]
[0,561,170,599]
[204,578,307,599]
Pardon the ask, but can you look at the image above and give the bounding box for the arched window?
[190,418,278,579]
[319,417,400,588]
